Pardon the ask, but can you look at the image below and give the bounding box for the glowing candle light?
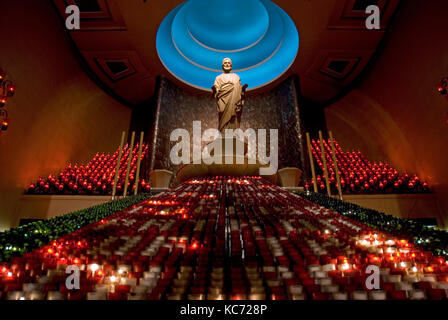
[191,242,198,250]
[90,264,99,273]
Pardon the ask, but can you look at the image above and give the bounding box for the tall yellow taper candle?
[112,131,126,200]
[123,131,136,197]
[306,132,318,193]
[329,131,343,200]
[134,132,145,195]
[319,130,331,196]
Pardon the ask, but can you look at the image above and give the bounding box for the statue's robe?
[213,73,244,132]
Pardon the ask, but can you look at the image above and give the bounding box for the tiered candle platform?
[1,177,448,300]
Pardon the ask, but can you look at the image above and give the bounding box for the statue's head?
[222,58,232,73]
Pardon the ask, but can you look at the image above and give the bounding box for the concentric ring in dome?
[156,0,299,91]
[186,0,270,52]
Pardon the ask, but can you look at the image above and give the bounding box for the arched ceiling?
[53,0,400,105]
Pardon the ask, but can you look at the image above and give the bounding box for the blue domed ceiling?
[53,0,401,104]
[156,0,299,91]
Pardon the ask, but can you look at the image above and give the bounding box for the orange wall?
[0,1,132,229]
[325,0,448,225]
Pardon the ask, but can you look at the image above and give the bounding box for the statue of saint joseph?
[212,58,248,133]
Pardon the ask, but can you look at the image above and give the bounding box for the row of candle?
[1,176,447,300]
[305,138,429,194]
[26,144,150,195]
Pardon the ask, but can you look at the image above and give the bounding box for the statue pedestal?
[204,136,248,159]
[176,136,277,184]
[150,169,173,188]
